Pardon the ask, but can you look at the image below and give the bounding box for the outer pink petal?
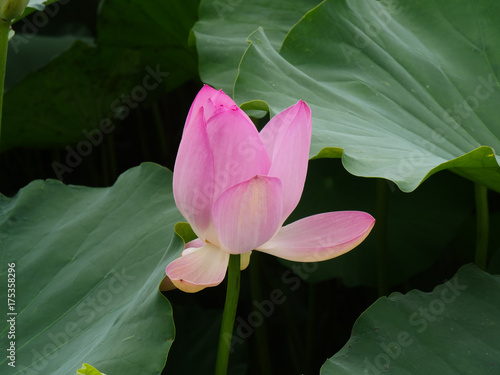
[173,107,214,240]
[165,244,229,293]
[256,211,375,262]
[259,101,312,222]
[203,89,240,120]
[205,108,271,202]
[184,85,227,127]
[213,175,283,254]
[184,85,217,129]
[185,85,238,133]
[185,238,205,249]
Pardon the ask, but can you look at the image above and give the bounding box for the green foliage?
[196,0,500,192]
[193,0,320,94]
[97,0,199,92]
[174,222,198,244]
[1,0,199,152]
[1,0,499,374]
[2,41,143,151]
[0,163,183,374]
[233,0,500,192]
[321,264,500,374]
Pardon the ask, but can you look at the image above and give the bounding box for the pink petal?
[184,85,232,129]
[202,89,240,120]
[205,107,271,203]
[184,85,215,128]
[184,238,205,250]
[259,101,312,222]
[182,238,205,256]
[165,244,229,293]
[213,175,283,254]
[256,211,375,262]
[173,107,214,240]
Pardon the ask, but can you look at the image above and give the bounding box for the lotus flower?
[165,85,375,292]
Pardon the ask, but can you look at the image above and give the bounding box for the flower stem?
[215,254,241,375]
[0,19,11,144]
[474,183,489,270]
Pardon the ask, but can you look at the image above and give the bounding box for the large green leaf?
[97,0,199,92]
[0,163,184,374]
[321,264,500,374]
[193,0,320,94]
[234,0,500,192]
[1,41,144,152]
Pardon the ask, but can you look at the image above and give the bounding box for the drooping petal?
[205,107,271,202]
[173,107,214,241]
[213,175,283,254]
[165,244,229,293]
[256,211,375,262]
[259,101,312,223]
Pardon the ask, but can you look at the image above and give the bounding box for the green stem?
[215,254,241,375]
[0,19,10,144]
[474,183,489,270]
[376,179,389,296]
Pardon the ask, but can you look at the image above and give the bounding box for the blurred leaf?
[321,264,500,374]
[97,0,199,92]
[27,0,50,11]
[1,41,144,152]
[282,159,474,287]
[0,163,184,374]
[6,35,85,89]
[234,0,500,192]
[193,0,320,94]
[15,0,62,21]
